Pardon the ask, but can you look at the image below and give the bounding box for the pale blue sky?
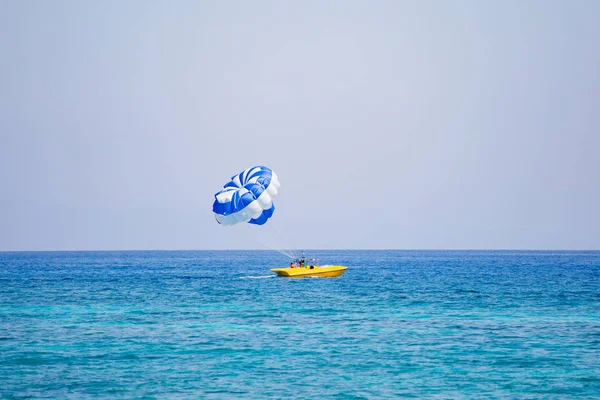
[1,0,598,251]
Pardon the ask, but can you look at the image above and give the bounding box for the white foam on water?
[239,275,275,279]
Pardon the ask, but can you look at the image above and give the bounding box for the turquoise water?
[1,250,599,398]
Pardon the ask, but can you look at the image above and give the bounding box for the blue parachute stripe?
[229,191,240,214]
[249,205,275,225]
[231,190,252,213]
[249,213,268,225]
[248,168,265,181]
[246,183,265,199]
[212,199,227,215]
[240,191,256,208]
[256,175,271,188]
[261,204,275,219]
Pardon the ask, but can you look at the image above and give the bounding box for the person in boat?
[300,255,310,268]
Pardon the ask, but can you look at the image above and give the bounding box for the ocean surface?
[1,250,599,399]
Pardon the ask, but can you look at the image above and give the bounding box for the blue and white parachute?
[212,166,280,226]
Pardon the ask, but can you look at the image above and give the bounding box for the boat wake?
[240,275,275,279]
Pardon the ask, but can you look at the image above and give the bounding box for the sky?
[1,0,599,251]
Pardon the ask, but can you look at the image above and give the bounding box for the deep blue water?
[1,250,599,399]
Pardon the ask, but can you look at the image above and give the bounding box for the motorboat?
[270,265,347,278]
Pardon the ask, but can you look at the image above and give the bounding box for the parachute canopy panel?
[212,166,280,226]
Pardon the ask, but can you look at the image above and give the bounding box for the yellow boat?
[270,265,347,278]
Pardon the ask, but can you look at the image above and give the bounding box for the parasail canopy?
[212,166,280,226]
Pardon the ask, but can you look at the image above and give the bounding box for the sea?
[1,250,599,399]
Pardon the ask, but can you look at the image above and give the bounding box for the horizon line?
[1,248,599,253]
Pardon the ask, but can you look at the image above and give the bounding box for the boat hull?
[270,265,347,278]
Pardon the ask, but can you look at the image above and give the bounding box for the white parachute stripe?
[235,210,248,223]
[232,175,242,187]
[215,214,234,225]
[256,189,273,209]
[266,183,278,197]
[246,166,262,180]
[215,190,235,203]
[246,200,263,218]
[270,172,280,191]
